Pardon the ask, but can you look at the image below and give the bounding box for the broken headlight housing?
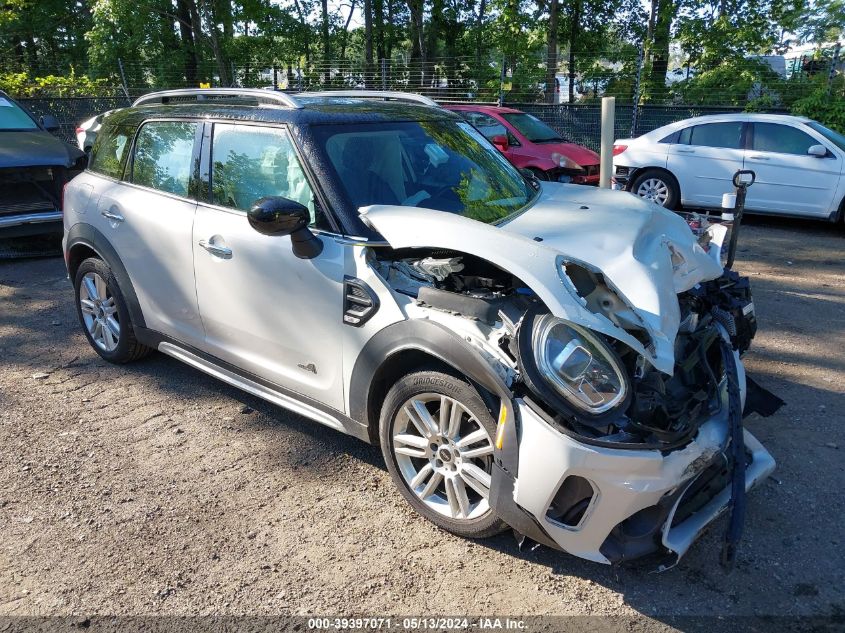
[518,311,630,421]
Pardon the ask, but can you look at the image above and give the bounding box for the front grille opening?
[546,475,594,528]
[0,168,60,217]
[671,448,753,528]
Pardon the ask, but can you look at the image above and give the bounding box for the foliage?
[0,70,117,97]
[0,0,841,108]
[791,80,845,133]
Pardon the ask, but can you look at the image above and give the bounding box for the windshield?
[312,120,538,224]
[501,112,564,143]
[0,96,38,130]
[806,121,845,152]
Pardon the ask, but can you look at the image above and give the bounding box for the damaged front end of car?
[361,190,780,567]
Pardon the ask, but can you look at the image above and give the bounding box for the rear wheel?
[74,257,151,363]
[379,370,507,539]
[630,169,680,209]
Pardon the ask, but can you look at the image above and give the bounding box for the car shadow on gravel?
[125,352,387,472]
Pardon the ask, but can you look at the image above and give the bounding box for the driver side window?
[210,123,328,229]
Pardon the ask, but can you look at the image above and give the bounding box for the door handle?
[676,148,695,153]
[101,210,125,222]
[748,155,770,160]
[198,239,233,259]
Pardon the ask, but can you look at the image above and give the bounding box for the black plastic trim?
[65,222,146,329]
[343,276,380,327]
[488,462,560,551]
[348,319,518,471]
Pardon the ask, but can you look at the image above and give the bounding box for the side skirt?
[136,327,370,443]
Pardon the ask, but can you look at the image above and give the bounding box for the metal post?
[827,42,841,96]
[599,96,615,189]
[117,57,131,103]
[297,62,303,92]
[725,170,755,270]
[272,65,278,91]
[630,43,644,137]
[498,56,506,107]
[381,58,388,90]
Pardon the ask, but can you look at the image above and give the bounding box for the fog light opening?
[546,475,595,528]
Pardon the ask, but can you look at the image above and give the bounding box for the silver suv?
[63,89,776,567]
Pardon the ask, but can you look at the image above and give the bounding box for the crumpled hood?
[0,130,83,168]
[362,184,724,374]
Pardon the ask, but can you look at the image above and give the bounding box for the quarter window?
[131,121,197,197]
[89,121,134,180]
[752,123,818,155]
[459,111,508,140]
[210,123,321,227]
[679,122,743,149]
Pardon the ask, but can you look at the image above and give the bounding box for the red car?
[445,105,600,185]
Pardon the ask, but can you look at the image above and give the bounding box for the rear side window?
[460,111,508,140]
[679,122,743,149]
[89,121,134,179]
[752,123,818,155]
[131,121,197,197]
[210,123,324,227]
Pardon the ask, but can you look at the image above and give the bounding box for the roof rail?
[132,88,303,109]
[299,90,438,107]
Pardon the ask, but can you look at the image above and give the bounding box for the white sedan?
[612,113,845,221]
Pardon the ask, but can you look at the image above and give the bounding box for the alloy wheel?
[391,393,495,521]
[636,177,670,205]
[78,271,120,352]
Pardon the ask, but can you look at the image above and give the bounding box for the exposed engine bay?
[374,247,761,450]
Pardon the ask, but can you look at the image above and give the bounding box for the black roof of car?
[107,94,459,130]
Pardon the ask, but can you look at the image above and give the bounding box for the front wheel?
[630,169,680,209]
[379,370,507,539]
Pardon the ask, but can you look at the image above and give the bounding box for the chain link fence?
[17,94,790,152]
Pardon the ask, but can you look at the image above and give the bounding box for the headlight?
[518,311,630,420]
[551,152,583,171]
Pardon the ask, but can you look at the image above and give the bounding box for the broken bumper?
[492,398,775,565]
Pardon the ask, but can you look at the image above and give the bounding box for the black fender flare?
[65,222,146,329]
[349,318,519,471]
[349,318,558,547]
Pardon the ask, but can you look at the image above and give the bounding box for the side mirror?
[40,115,60,132]
[490,134,509,152]
[247,196,323,259]
[808,144,828,158]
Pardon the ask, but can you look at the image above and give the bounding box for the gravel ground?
[0,216,843,627]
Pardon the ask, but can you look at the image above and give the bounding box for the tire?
[73,257,152,363]
[379,370,507,539]
[528,167,550,181]
[630,168,680,209]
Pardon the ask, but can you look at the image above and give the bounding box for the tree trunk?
[647,0,673,100]
[374,0,386,60]
[364,0,374,86]
[545,0,559,104]
[407,0,426,88]
[321,0,331,66]
[292,0,312,63]
[176,0,199,85]
[200,0,229,86]
[340,0,359,63]
[474,0,487,70]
